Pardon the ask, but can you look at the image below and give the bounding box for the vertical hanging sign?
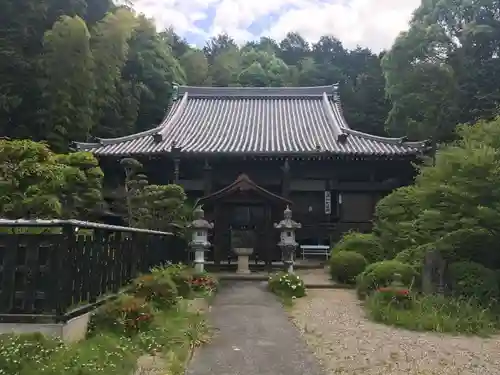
[324,191,332,214]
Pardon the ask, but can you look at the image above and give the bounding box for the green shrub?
[268,272,306,299]
[329,251,368,284]
[152,264,193,298]
[89,294,155,336]
[374,286,413,310]
[333,232,384,263]
[365,293,499,336]
[190,272,219,296]
[394,243,432,266]
[447,261,499,303]
[131,273,178,308]
[356,260,419,299]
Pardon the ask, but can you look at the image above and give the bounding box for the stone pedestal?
[280,243,296,273]
[193,248,207,273]
[233,247,254,274]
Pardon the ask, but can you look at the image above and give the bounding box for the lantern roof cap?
[274,205,301,230]
[188,205,214,230]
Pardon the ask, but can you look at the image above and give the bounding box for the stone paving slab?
[186,281,325,375]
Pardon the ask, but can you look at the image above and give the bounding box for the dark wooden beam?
[203,159,212,195]
[281,158,291,199]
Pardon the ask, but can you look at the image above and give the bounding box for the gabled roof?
[75,84,428,156]
[196,174,292,206]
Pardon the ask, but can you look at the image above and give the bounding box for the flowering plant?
[151,263,193,298]
[131,273,178,308]
[374,273,412,309]
[89,294,155,336]
[268,272,306,299]
[190,273,218,295]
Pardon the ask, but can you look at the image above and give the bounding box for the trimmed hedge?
[333,231,384,263]
[447,261,499,303]
[329,251,368,284]
[356,260,419,299]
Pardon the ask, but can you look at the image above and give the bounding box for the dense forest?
[2,0,499,153]
[0,0,499,151]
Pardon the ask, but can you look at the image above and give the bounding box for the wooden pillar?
[281,158,291,199]
[203,159,212,195]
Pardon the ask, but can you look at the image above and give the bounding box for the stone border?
[0,312,91,343]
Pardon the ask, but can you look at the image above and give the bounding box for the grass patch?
[0,304,210,375]
[365,293,500,337]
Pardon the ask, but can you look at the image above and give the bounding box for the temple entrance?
[196,174,291,267]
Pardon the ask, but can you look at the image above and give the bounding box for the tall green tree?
[209,47,241,86]
[373,117,500,268]
[123,16,186,133]
[203,33,237,63]
[0,0,50,140]
[41,15,95,152]
[90,8,137,137]
[383,0,500,141]
[279,32,310,66]
[180,49,209,86]
[382,22,459,141]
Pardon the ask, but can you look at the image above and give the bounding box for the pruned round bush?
[447,261,499,303]
[333,232,384,263]
[356,260,419,299]
[329,251,368,284]
[394,245,428,267]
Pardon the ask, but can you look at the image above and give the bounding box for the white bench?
[300,245,330,261]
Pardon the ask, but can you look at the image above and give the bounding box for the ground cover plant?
[365,292,500,337]
[0,263,214,375]
[355,260,419,299]
[268,272,306,305]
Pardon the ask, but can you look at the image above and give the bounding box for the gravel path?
[290,289,500,375]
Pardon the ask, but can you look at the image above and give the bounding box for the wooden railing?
[0,219,187,323]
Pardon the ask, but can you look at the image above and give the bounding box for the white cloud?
[132,0,421,52]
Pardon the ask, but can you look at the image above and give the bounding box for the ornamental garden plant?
[268,272,306,302]
[370,274,413,310]
[357,265,500,336]
[320,119,500,335]
[329,250,368,284]
[0,263,214,375]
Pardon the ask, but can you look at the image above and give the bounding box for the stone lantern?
[274,206,301,273]
[187,205,214,273]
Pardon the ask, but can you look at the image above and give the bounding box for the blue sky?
[132,0,421,52]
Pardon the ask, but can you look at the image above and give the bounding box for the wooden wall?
[102,154,418,246]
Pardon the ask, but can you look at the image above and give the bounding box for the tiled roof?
[76,85,428,156]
